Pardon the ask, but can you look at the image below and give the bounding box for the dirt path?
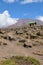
[0,41,43,65]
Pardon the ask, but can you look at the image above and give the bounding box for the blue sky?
[0,0,43,27]
[0,0,43,18]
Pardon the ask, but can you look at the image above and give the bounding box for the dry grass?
[0,56,40,65]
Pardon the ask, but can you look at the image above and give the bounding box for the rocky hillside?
[0,22,43,65]
[7,19,43,28]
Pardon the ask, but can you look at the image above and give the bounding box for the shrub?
[0,56,40,65]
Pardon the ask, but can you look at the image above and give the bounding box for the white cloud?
[3,0,43,4]
[0,10,19,28]
[3,0,19,3]
[36,16,43,22]
[3,0,14,3]
[21,0,33,4]
[20,0,43,4]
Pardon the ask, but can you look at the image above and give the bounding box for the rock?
[24,30,27,33]
[23,39,32,48]
[3,36,7,39]
[19,39,26,43]
[40,31,43,36]
[15,30,23,35]
[36,31,43,36]
[0,30,5,34]
[30,34,37,39]
[1,35,7,39]
[33,51,43,56]
[8,35,15,41]
[25,36,28,39]
[36,32,40,36]
[26,33,29,35]
[23,43,32,48]
[32,41,39,46]
[3,43,7,45]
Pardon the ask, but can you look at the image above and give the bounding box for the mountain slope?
[8,19,43,28]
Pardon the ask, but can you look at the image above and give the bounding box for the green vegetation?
[28,21,35,24]
[0,56,40,65]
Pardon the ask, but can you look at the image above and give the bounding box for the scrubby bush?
[0,56,40,65]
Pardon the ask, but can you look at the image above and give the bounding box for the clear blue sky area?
[0,0,43,19]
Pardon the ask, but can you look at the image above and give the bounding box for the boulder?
[2,35,7,39]
[24,30,27,33]
[16,30,23,35]
[32,41,39,46]
[25,36,28,39]
[0,29,5,34]
[36,31,40,36]
[3,36,7,39]
[30,34,37,39]
[23,43,32,48]
[23,39,32,48]
[3,43,7,45]
[8,35,15,41]
[19,39,26,43]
